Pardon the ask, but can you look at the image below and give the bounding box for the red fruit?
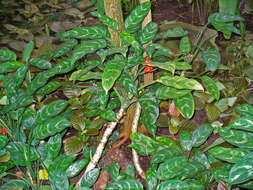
[2,91,5,96]
[113,84,117,87]
[149,155,153,159]
[144,57,152,63]
[144,65,153,73]
[9,72,13,75]
[1,128,7,135]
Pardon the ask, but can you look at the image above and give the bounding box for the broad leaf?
[29,58,52,69]
[209,146,249,163]
[234,104,253,117]
[128,133,161,156]
[81,168,100,187]
[64,136,84,155]
[208,13,244,23]
[0,135,9,149]
[157,76,204,91]
[229,116,253,132]
[0,49,16,62]
[155,85,191,99]
[144,61,175,74]
[70,71,102,81]
[91,12,119,31]
[201,76,220,100]
[174,93,194,120]
[163,27,188,38]
[228,152,253,185]
[202,48,221,72]
[35,100,69,124]
[157,156,188,180]
[36,81,62,96]
[117,70,138,97]
[151,148,182,164]
[157,180,189,190]
[194,151,210,169]
[146,167,157,190]
[101,109,117,121]
[49,170,69,190]
[219,128,253,149]
[125,2,151,33]
[106,179,143,190]
[66,158,89,178]
[0,180,29,190]
[139,22,158,44]
[192,124,213,147]
[0,61,24,73]
[180,36,191,55]
[102,61,124,94]
[179,130,192,151]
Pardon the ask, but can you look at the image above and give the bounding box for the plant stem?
[131,102,145,179]
[75,107,125,188]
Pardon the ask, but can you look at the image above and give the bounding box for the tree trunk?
[104,0,124,47]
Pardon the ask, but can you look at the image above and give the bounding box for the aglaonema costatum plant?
[0,1,251,189]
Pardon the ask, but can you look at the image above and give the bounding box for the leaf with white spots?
[192,124,213,147]
[219,128,253,149]
[90,12,119,31]
[102,61,124,94]
[201,76,220,100]
[208,13,244,23]
[209,147,249,163]
[0,49,16,62]
[144,61,175,74]
[125,2,151,34]
[228,152,253,185]
[139,22,158,44]
[106,179,143,190]
[157,180,189,190]
[174,93,194,120]
[157,76,203,91]
[229,116,253,132]
[81,168,100,187]
[202,48,221,72]
[234,104,253,117]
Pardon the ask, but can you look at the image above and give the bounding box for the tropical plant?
[0,1,251,190]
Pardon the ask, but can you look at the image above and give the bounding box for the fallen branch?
[131,102,145,179]
[75,107,124,188]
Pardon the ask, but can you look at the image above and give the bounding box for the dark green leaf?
[66,158,89,178]
[212,163,232,182]
[117,70,138,97]
[228,152,253,185]
[0,49,16,62]
[155,85,191,100]
[146,167,157,190]
[64,136,84,155]
[34,116,72,140]
[125,2,151,33]
[49,170,69,190]
[35,100,69,124]
[0,61,23,73]
[106,179,143,190]
[101,109,117,121]
[50,154,76,172]
[140,91,159,136]
[70,71,102,81]
[0,135,9,149]
[209,146,249,163]
[1,180,29,190]
[81,168,100,187]
[151,148,182,164]
[29,58,52,69]
[157,76,203,91]
[128,133,160,156]
[97,46,128,62]
[57,24,110,39]
[194,151,210,169]
[229,116,253,132]
[218,128,253,149]
[157,156,188,180]
[208,13,244,23]
[234,104,253,117]
[91,12,119,31]
[201,76,220,100]
[139,22,158,44]
[179,130,192,151]
[202,48,221,72]
[36,81,62,96]
[192,124,213,147]
[102,61,124,94]
[157,180,189,190]
[163,27,188,38]
[174,62,192,70]
[22,41,34,62]
[53,39,78,58]
[180,36,191,55]
[174,93,194,120]
[145,61,175,74]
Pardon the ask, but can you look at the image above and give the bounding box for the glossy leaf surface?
[208,13,244,23]
[229,116,253,132]
[22,41,34,62]
[29,58,52,69]
[139,22,158,44]
[81,168,100,187]
[91,12,119,31]
[106,179,143,190]
[102,61,124,94]
[157,179,189,190]
[202,48,221,72]
[180,36,191,55]
[179,130,192,151]
[218,128,253,149]
[201,76,220,100]
[234,104,253,117]
[157,76,203,91]
[66,158,89,178]
[155,85,191,99]
[0,49,16,62]
[151,148,182,164]
[0,61,23,73]
[174,93,194,120]
[192,124,213,147]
